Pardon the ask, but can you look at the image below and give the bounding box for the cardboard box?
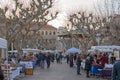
[26,68,33,75]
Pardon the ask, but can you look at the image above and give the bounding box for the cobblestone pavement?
[20,61,101,80]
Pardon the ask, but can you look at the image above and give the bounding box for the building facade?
[56,27,83,51]
[38,25,57,50]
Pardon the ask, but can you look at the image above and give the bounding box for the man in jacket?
[39,52,46,69]
[76,54,82,75]
[46,53,51,68]
[112,59,120,80]
[85,56,91,77]
[0,66,4,80]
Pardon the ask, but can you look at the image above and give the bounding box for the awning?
[0,38,7,48]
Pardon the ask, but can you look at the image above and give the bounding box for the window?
[41,31,44,35]
[46,39,48,43]
[53,31,56,35]
[49,39,51,43]
[49,31,52,35]
[45,31,48,35]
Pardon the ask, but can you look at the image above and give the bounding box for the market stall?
[90,45,120,59]
[1,64,21,80]
[0,38,21,80]
[19,52,37,75]
[8,48,39,75]
[19,60,33,75]
[89,45,117,79]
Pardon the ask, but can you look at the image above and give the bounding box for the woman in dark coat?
[85,57,91,77]
[69,54,74,67]
[46,53,51,68]
[76,54,82,75]
[0,66,4,80]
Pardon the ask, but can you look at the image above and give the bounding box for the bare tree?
[67,12,103,53]
[67,0,120,53]
[95,0,120,45]
[0,0,58,51]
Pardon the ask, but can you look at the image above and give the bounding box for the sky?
[0,0,109,28]
[48,0,101,28]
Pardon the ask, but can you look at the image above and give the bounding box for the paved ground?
[20,61,100,80]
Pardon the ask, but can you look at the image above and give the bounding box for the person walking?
[74,53,77,62]
[56,54,60,63]
[39,52,46,69]
[46,53,51,68]
[35,53,40,66]
[59,53,63,64]
[112,59,120,80]
[0,66,4,80]
[110,54,116,64]
[69,54,74,67]
[76,54,82,75]
[85,56,91,78]
[66,55,69,64]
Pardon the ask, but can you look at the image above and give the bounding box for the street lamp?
[96,33,101,46]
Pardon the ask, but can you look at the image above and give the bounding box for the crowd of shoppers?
[1,50,120,80]
[65,51,119,79]
[35,52,55,69]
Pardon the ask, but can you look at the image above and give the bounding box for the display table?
[91,65,103,75]
[104,64,113,68]
[19,61,33,75]
[10,68,20,79]
[19,61,33,68]
[101,68,112,79]
[2,67,20,80]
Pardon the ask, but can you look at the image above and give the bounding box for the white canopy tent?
[22,48,40,52]
[0,38,7,49]
[8,48,40,53]
[91,46,120,50]
[0,38,7,58]
[66,47,81,54]
[90,45,120,60]
[8,48,41,57]
[89,45,120,53]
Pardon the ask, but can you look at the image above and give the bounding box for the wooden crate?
[26,68,33,75]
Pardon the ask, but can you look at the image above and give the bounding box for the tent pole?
[6,41,9,80]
